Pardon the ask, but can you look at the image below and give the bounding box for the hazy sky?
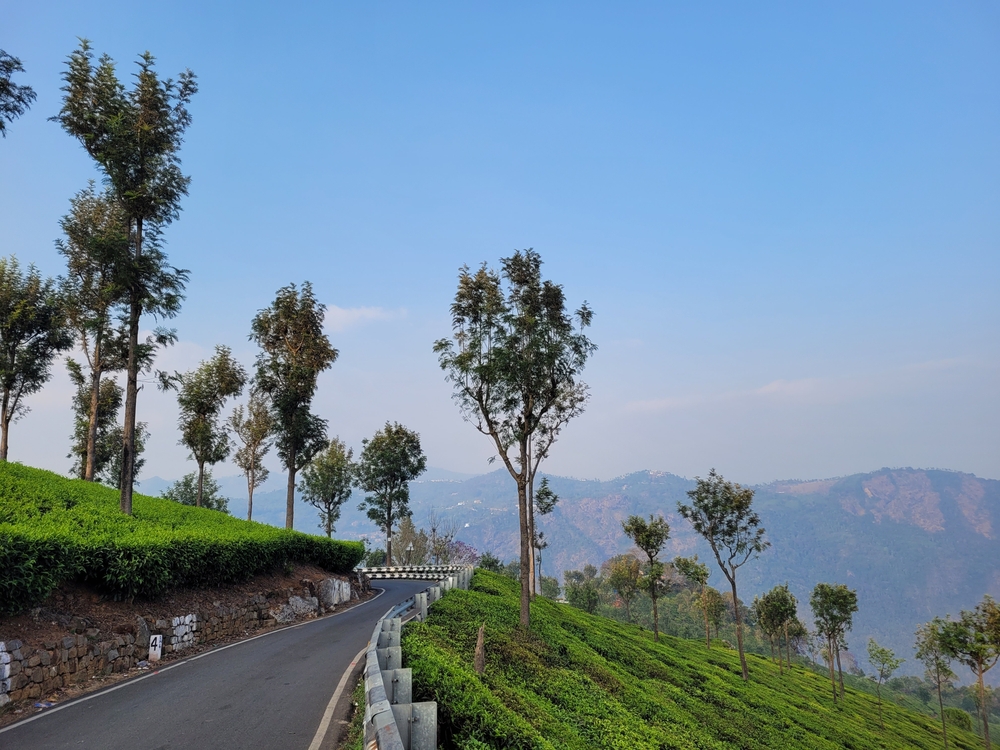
[2,2,998,486]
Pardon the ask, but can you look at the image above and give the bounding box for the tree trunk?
[978,668,991,750]
[769,635,775,663]
[876,682,884,729]
[196,460,205,507]
[120,216,142,516]
[85,360,101,481]
[729,574,749,680]
[702,586,711,648]
[517,471,530,628]
[0,389,10,461]
[784,622,791,670]
[827,637,838,702]
[651,588,660,642]
[527,469,536,599]
[285,449,296,529]
[386,521,393,566]
[936,675,949,749]
[776,636,783,675]
[247,467,254,521]
[835,645,845,700]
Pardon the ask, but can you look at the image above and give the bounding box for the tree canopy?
[678,469,769,680]
[0,257,72,461]
[810,582,859,703]
[355,422,427,565]
[250,281,337,529]
[299,436,354,538]
[0,50,36,137]
[54,39,194,514]
[622,513,670,642]
[434,249,595,627]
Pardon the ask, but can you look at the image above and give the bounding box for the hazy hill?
[402,466,1000,679]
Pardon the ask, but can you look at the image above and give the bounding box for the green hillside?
[403,570,979,750]
[0,463,363,614]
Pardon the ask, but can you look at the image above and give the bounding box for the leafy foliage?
[251,281,337,528]
[0,49,36,137]
[0,257,72,459]
[401,570,981,749]
[299,436,354,537]
[161,469,230,513]
[0,463,362,613]
[355,421,427,564]
[228,387,273,521]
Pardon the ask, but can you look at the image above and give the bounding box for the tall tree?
[810,582,859,703]
[674,555,712,648]
[174,346,246,507]
[867,638,903,730]
[67,366,122,479]
[564,564,601,614]
[250,282,337,529]
[605,554,642,624]
[300,436,354,538]
[622,514,670,642]
[940,595,1000,750]
[915,618,957,750]
[355,422,427,565]
[755,583,799,672]
[57,182,131,480]
[434,249,595,627]
[54,39,194,514]
[228,388,273,521]
[678,469,769,681]
[0,50,36,137]
[0,258,72,460]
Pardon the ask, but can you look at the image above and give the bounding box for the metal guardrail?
[362,566,474,750]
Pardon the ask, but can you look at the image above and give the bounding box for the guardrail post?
[415,592,427,621]
[381,667,412,704]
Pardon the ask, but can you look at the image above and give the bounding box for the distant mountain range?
[143,465,999,679]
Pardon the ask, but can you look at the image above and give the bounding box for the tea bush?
[402,570,982,750]
[0,463,363,613]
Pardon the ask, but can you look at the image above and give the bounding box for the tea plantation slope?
[402,571,979,750]
[0,462,363,614]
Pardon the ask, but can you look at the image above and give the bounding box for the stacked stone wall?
[0,575,359,709]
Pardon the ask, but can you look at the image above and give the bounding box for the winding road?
[0,580,427,750]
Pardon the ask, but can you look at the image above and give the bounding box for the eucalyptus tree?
[54,40,194,514]
[57,182,131,480]
[355,422,427,564]
[867,638,903,730]
[915,618,956,750]
[228,388,273,521]
[0,50,36,137]
[940,595,1000,750]
[434,249,595,627]
[622,514,670,642]
[174,345,246,507]
[678,470,769,681]
[810,582,859,702]
[675,556,713,648]
[0,257,72,460]
[250,282,337,529]
[300,437,354,538]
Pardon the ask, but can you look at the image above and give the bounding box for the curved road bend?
[0,580,428,750]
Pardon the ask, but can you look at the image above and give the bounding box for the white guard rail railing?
[362,565,474,750]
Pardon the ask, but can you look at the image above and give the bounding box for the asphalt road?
[0,580,428,750]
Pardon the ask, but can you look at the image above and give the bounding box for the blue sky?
[2,2,998,488]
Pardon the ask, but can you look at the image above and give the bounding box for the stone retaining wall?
[0,575,359,709]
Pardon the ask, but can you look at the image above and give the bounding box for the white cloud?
[325,305,406,332]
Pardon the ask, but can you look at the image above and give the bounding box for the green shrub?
[0,463,363,613]
[943,707,972,732]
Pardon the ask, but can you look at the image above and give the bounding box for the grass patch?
[340,674,366,750]
[403,570,983,749]
[0,463,363,613]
